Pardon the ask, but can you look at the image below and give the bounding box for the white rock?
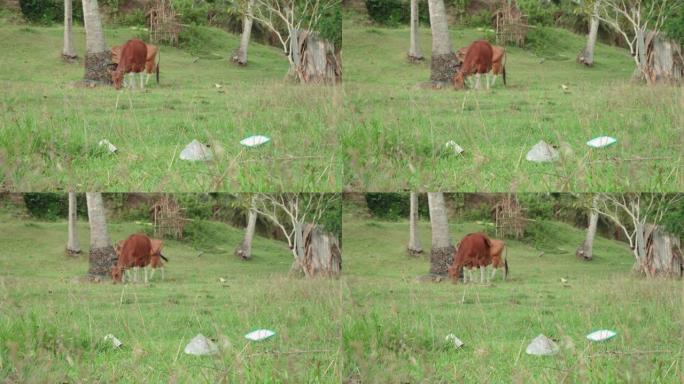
[180,140,213,161]
[586,136,617,148]
[586,330,617,342]
[98,139,118,153]
[526,334,560,356]
[240,135,271,147]
[184,334,219,355]
[103,334,123,348]
[244,329,276,341]
[445,140,465,155]
[526,141,559,163]
[445,333,464,348]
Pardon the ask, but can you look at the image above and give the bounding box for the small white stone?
[526,334,560,356]
[184,334,219,355]
[103,334,123,348]
[98,139,118,153]
[180,140,213,161]
[445,333,464,348]
[526,141,559,163]
[445,140,465,155]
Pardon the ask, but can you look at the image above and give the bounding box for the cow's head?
[111,265,123,282]
[110,69,124,90]
[452,71,466,90]
[447,264,459,282]
[115,240,124,258]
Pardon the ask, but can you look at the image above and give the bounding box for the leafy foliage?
[18,0,83,25]
[23,193,87,221]
[364,0,429,27]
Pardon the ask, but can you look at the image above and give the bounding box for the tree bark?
[81,0,111,84]
[576,195,599,261]
[408,192,423,256]
[427,192,454,275]
[408,0,424,62]
[66,192,81,256]
[427,0,459,82]
[295,224,342,278]
[232,0,256,66]
[235,196,257,260]
[577,0,600,66]
[86,193,116,277]
[641,225,683,278]
[643,31,684,85]
[62,0,77,61]
[291,30,341,84]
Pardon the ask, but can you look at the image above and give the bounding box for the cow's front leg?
[475,73,481,90]
[480,267,485,283]
[144,267,148,284]
[139,72,144,89]
[491,267,497,280]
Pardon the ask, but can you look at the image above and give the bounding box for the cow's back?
[121,234,152,266]
[455,233,491,266]
[464,40,493,73]
[119,39,147,73]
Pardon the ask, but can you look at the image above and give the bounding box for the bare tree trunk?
[66,192,81,256]
[292,30,341,84]
[81,0,111,84]
[298,224,342,278]
[634,221,648,274]
[408,192,423,256]
[578,0,600,66]
[643,31,684,85]
[632,28,650,83]
[641,225,683,278]
[86,193,116,277]
[235,196,257,260]
[576,195,599,261]
[62,0,77,61]
[408,0,424,62]
[232,0,256,66]
[427,192,454,275]
[427,0,459,83]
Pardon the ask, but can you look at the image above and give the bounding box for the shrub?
[364,0,429,27]
[23,193,87,221]
[19,0,83,25]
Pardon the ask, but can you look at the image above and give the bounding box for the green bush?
[23,193,87,221]
[19,0,83,25]
[364,0,429,27]
[365,193,429,221]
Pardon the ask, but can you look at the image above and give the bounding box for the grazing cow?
[488,239,509,280]
[114,237,168,282]
[112,234,152,283]
[448,233,492,284]
[111,43,160,85]
[110,39,148,90]
[458,45,507,87]
[452,40,494,90]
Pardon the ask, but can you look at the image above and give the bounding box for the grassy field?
[342,23,684,192]
[0,211,344,382]
[341,211,683,383]
[0,23,341,192]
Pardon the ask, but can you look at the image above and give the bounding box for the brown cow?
[456,44,506,88]
[112,234,151,283]
[111,43,159,85]
[448,233,492,283]
[110,39,148,90]
[114,237,168,282]
[453,40,494,90]
[489,239,509,280]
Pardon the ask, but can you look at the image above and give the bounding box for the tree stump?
[293,30,341,85]
[640,225,683,278]
[643,31,684,85]
[292,224,342,278]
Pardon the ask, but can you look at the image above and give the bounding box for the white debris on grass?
[104,334,123,348]
[244,329,276,341]
[586,330,617,342]
[445,333,464,349]
[180,140,213,161]
[445,140,465,155]
[586,136,617,148]
[526,334,560,356]
[98,139,118,153]
[526,141,559,163]
[184,334,219,355]
[240,135,271,147]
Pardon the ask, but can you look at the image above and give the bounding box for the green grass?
[0,23,341,192]
[342,24,684,191]
[341,213,683,383]
[0,212,344,382]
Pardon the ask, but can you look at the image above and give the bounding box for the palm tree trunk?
[576,195,599,260]
[408,192,423,256]
[578,0,600,66]
[427,0,458,82]
[81,0,111,83]
[235,196,257,260]
[62,0,77,61]
[427,192,454,275]
[86,193,116,277]
[408,0,423,62]
[232,0,256,65]
[66,192,81,256]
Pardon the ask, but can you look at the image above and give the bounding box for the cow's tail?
[160,253,169,262]
[503,247,509,280]
[502,64,507,86]
[156,49,160,84]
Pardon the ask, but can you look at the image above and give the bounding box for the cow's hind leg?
[148,266,155,281]
[491,267,497,280]
[480,267,485,284]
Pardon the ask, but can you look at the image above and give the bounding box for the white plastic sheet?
[244,329,276,341]
[240,135,271,147]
